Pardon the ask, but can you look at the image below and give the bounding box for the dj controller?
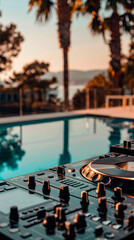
[0,141,134,239]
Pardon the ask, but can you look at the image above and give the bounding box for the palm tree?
[123,26,134,89]
[57,0,71,111]
[84,0,133,88]
[29,0,81,111]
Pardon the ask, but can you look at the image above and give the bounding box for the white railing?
[105,95,134,108]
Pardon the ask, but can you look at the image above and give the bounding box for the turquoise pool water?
[0,117,133,180]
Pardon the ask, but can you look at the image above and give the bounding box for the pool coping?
[0,107,134,127]
[0,111,88,127]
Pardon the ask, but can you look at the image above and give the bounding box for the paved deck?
[0,106,134,127]
[83,106,134,120]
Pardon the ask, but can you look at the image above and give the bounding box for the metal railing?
[0,87,133,117]
[105,95,134,108]
[72,88,124,110]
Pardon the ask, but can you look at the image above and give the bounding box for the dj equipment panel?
[0,140,134,239]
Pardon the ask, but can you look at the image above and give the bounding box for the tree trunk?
[63,48,69,111]
[57,0,71,111]
[109,11,121,88]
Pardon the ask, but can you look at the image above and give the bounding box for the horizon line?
[49,68,107,73]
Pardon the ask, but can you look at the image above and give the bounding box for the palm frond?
[105,0,117,11]
[70,0,82,16]
[28,0,54,22]
[85,0,101,14]
[89,14,101,33]
[120,12,134,33]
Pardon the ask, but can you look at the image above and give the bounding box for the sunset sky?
[1,0,130,73]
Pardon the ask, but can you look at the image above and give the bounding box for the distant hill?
[44,69,106,85]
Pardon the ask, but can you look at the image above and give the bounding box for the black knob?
[55,207,66,223]
[96,182,105,197]
[9,206,19,224]
[74,213,86,229]
[98,197,107,212]
[127,216,134,230]
[28,175,36,189]
[115,203,126,218]
[63,221,76,239]
[128,141,131,148]
[57,166,65,176]
[112,187,124,202]
[43,214,56,234]
[42,180,50,195]
[81,191,89,205]
[60,185,69,202]
[54,204,62,214]
[114,187,122,199]
[95,225,103,237]
[123,140,127,147]
[37,209,46,219]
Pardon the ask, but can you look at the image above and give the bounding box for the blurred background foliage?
[0,0,133,114]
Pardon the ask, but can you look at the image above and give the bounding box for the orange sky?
[1,0,130,74]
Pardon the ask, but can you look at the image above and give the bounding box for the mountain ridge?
[45,69,106,85]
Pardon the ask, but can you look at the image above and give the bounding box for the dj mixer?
[0,141,134,239]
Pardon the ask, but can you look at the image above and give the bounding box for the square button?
[102,220,112,226]
[112,224,122,230]
[20,232,32,238]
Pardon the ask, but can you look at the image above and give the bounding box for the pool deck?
[0,106,134,126]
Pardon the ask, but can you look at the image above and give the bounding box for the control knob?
[80,191,89,205]
[96,182,105,197]
[9,206,19,225]
[95,225,103,237]
[42,180,50,195]
[128,141,131,148]
[57,166,65,176]
[127,216,134,230]
[115,203,127,219]
[60,185,70,202]
[54,204,62,214]
[55,207,66,223]
[43,214,56,234]
[74,213,86,231]
[112,187,124,202]
[63,221,76,239]
[28,175,36,189]
[123,140,127,147]
[98,197,107,212]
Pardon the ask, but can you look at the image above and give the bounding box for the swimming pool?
[0,116,133,180]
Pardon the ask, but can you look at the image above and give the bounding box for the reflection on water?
[0,117,133,180]
[0,127,25,173]
[128,122,134,140]
[59,119,71,166]
[107,119,122,147]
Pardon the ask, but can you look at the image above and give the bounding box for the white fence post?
[105,96,109,108]
[105,95,134,108]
